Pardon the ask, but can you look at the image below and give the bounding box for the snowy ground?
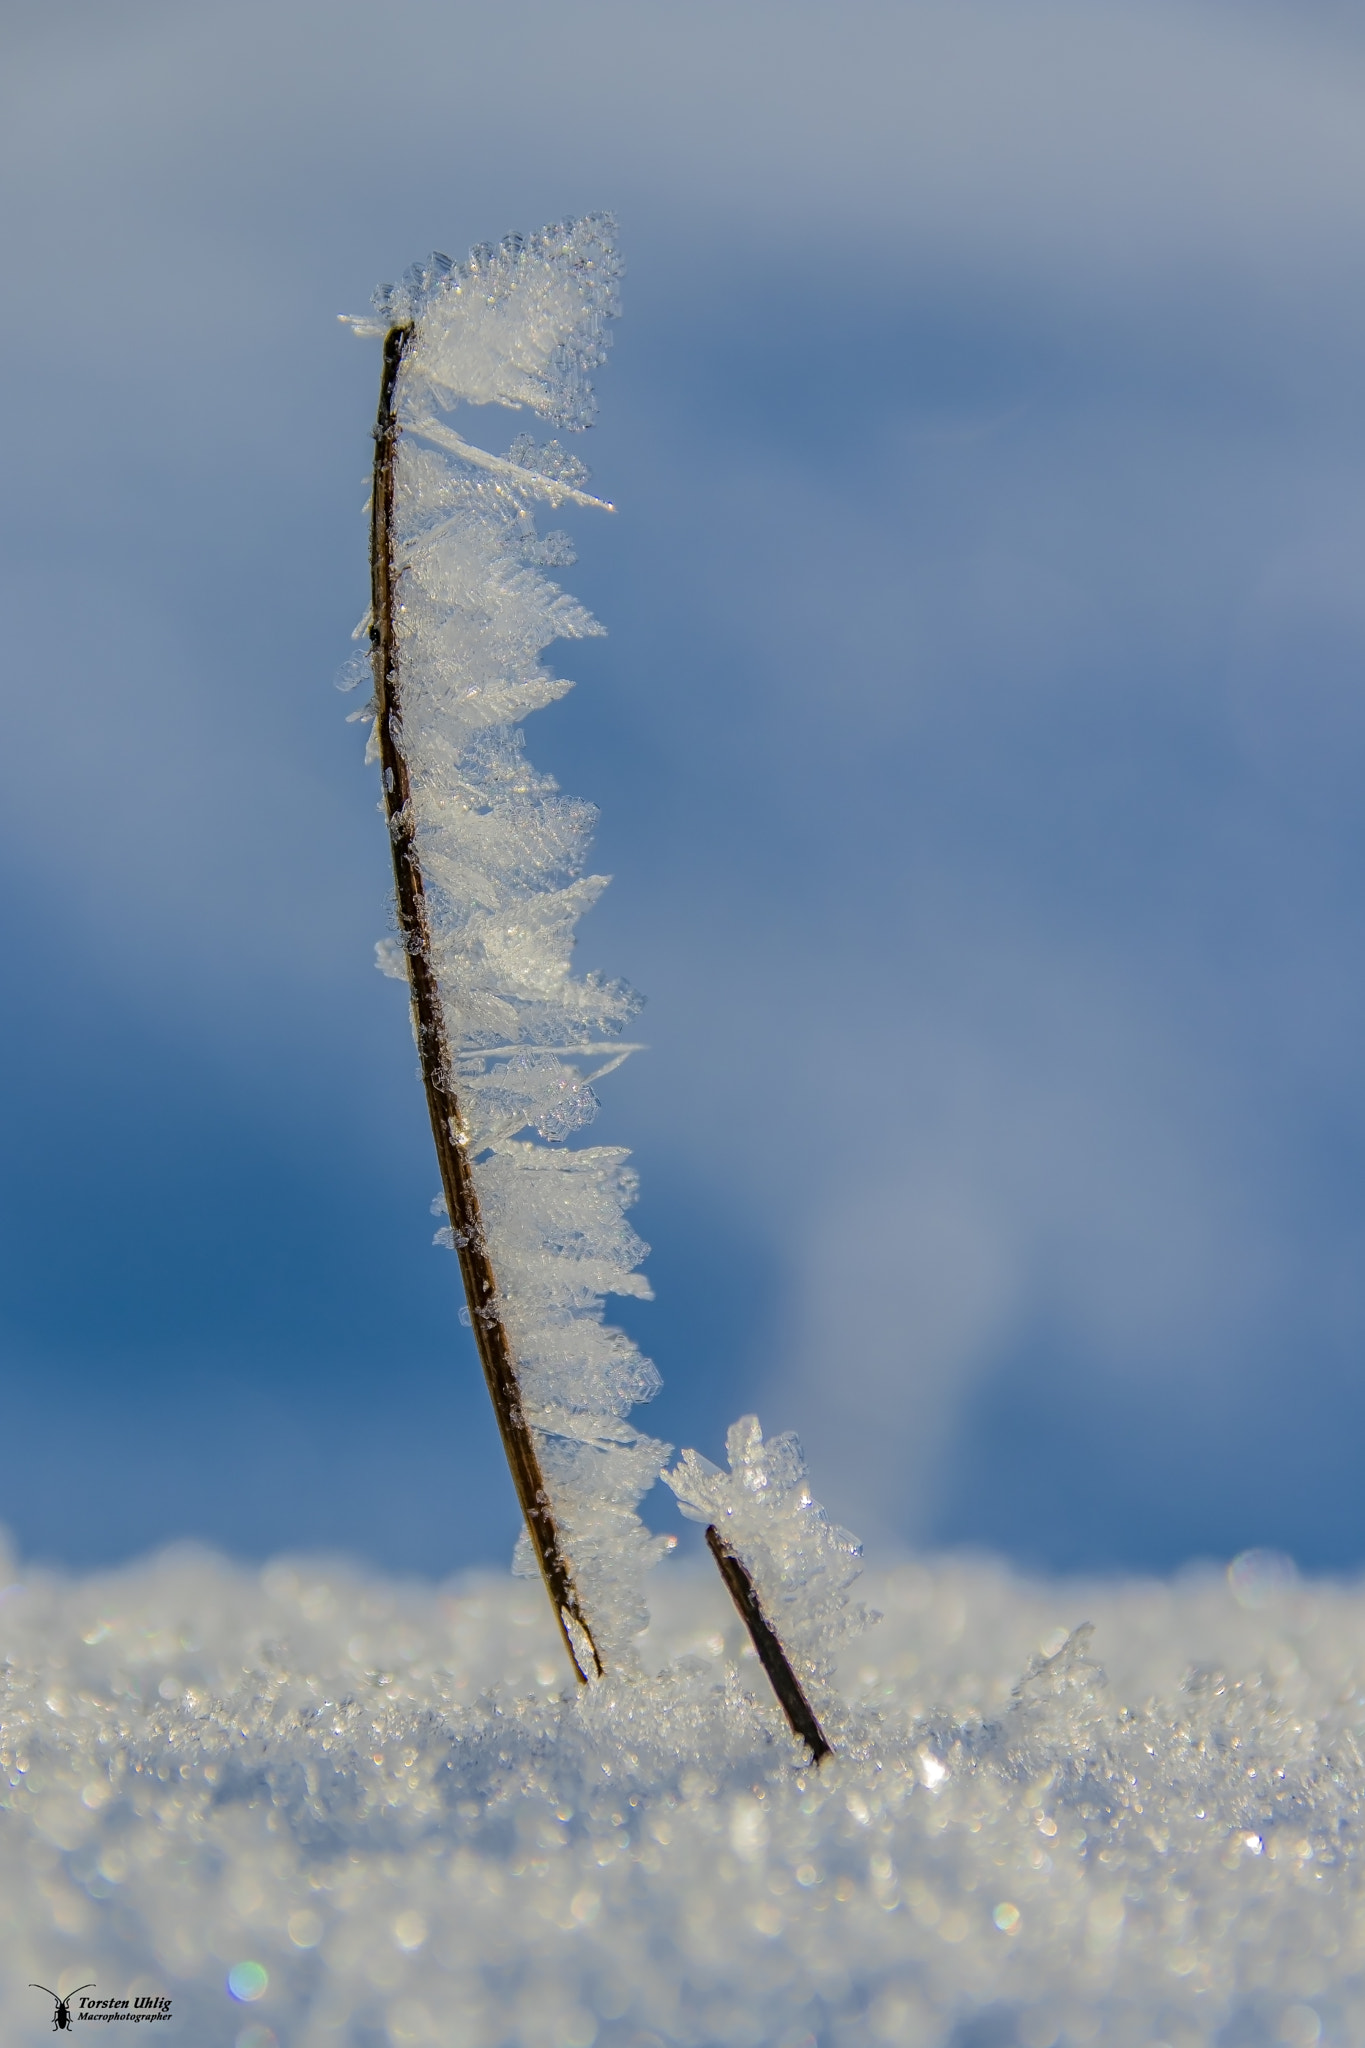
[2,1538,1361,2048]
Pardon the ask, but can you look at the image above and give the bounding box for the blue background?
[5,0,1365,1579]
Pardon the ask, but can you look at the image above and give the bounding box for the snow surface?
[4,1539,1361,2048]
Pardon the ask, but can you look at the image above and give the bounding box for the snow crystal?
[6,1539,1365,2048]
[665,1416,870,1699]
[350,217,666,1667]
[371,218,621,429]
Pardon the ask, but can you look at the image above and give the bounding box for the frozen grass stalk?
[704,1526,833,1762]
[367,319,600,1682]
[349,220,674,1687]
[350,218,864,1735]
[666,1415,871,1763]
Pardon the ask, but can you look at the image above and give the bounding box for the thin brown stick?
[705,1525,833,1763]
[369,322,602,1684]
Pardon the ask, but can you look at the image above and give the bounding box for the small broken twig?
[369,321,602,1685]
[706,1525,833,1763]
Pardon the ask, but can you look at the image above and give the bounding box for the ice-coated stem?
[369,322,603,1685]
[705,1526,832,1763]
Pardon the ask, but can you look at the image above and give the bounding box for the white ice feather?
[355,217,666,1665]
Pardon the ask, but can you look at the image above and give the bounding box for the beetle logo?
[30,1985,94,2033]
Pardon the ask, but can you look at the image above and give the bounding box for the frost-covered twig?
[665,1417,871,1761]
[368,319,599,1680]
[704,1528,832,1763]
[351,220,669,1684]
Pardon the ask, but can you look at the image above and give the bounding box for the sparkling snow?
[3,1540,1361,2047]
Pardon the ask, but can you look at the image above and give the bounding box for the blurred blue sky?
[4,0,1365,1577]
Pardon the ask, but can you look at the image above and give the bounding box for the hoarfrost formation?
[345,218,669,1668]
[5,1543,1364,2048]
[665,1415,871,1704]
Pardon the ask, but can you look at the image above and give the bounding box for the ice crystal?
[346,217,664,1667]
[665,1416,871,1694]
[367,216,621,428]
[6,1541,1365,2048]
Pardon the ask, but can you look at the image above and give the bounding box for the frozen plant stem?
[667,1419,856,1762]
[369,321,602,1685]
[705,1526,832,1763]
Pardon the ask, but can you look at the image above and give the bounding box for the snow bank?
[3,1540,1360,2047]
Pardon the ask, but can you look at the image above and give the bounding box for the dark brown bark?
[706,1525,833,1764]
[369,322,602,1684]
